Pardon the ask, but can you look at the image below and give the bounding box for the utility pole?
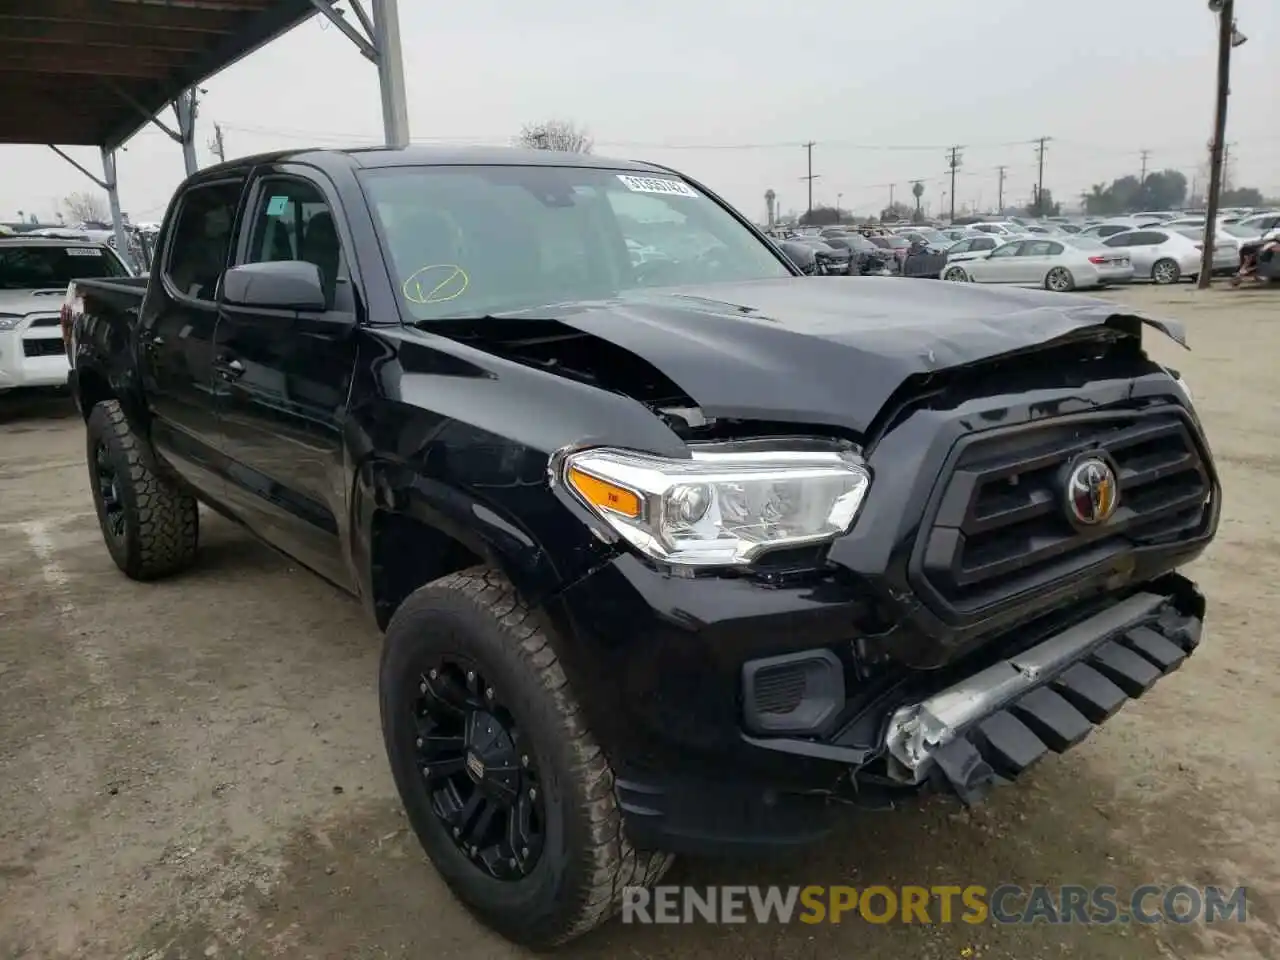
[1139,149,1150,184]
[1033,137,1051,215]
[207,122,226,163]
[1222,141,1236,192]
[946,146,963,222]
[1199,0,1234,289]
[800,141,819,219]
[1079,190,1089,214]
[996,165,1007,213]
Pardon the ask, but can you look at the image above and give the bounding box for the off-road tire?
[380,566,674,948]
[86,399,198,580]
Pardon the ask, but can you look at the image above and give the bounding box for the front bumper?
[549,551,1205,855]
[0,328,70,390]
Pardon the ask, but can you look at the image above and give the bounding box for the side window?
[165,181,243,301]
[1133,231,1167,245]
[989,242,1022,258]
[1104,234,1133,247]
[950,240,972,254]
[1046,241,1065,255]
[1020,241,1054,257]
[245,178,347,308]
[1097,225,1127,238]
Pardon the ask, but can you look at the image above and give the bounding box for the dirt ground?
[2,283,1278,960]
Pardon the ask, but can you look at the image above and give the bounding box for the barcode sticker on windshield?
[616,175,698,198]
[266,195,290,216]
[65,248,102,257]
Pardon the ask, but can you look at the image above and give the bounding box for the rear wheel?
[380,567,673,948]
[1045,266,1075,292]
[86,399,198,580]
[1152,258,1181,285]
[943,265,969,282]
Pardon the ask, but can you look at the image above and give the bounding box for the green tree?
[1221,186,1265,207]
[798,205,842,226]
[1027,188,1061,217]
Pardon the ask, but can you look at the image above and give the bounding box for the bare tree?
[515,119,593,154]
[62,191,109,224]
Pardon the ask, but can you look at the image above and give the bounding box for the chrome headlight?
[0,313,22,331]
[559,444,871,566]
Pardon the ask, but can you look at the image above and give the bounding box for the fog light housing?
[742,649,845,736]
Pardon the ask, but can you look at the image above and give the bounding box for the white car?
[0,238,133,391]
[1100,227,1234,284]
[1078,220,1143,240]
[941,236,1133,291]
[966,221,1023,238]
[941,233,1007,264]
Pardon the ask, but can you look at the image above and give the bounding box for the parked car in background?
[941,233,1006,264]
[941,236,1133,291]
[1166,225,1241,273]
[1101,228,1231,284]
[787,236,852,275]
[822,232,895,275]
[967,222,1023,238]
[867,233,910,270]
[1232,211,1280,238]
[775,238,819,275]
[1079,220,1141,240]
[1,237,133,391]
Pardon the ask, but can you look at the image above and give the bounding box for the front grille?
[22,338,65,358]
[917,410,1211,614]
[27,315,61,328]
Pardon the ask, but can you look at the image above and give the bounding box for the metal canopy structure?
[0,0,409,265]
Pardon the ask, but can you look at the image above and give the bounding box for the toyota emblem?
[1065,457,1119,526]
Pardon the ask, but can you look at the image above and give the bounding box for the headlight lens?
[0,313,22,331]
[560,445,871,566]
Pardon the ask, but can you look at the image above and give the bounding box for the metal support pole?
[372,0,410,147]
[101,147,132,270]
[1198,0,1234,290]
[173,87,199,176]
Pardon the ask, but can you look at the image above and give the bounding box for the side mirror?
[222,261,327,311]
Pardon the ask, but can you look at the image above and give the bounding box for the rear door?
[1008,239,1056,283]
[137,178,245,495]
[211,167,360,589]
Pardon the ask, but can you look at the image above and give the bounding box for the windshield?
[358,165,791,320]
[1223,222,1259,238]
[0,243,128,289]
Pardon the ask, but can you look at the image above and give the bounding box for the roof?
[0,236,111,247]
[194,144,675,181]
[0,0,318,149]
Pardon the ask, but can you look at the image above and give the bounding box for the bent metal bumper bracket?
[883,590,1204,805]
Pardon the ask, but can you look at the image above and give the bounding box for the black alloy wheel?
[93,439,126,545]
[412,657,545,880]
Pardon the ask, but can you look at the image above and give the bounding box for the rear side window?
[973,237,998,251]
[0,244,129,289]
[165,181,243,301]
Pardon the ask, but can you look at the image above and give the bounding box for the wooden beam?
[0,18,208,51]
[0,0,239,34]
[0,48,189,78]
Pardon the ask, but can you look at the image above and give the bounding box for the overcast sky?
[2,0,1276,224]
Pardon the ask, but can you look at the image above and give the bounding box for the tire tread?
[387,566,673,946]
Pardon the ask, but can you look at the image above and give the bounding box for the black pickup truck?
[63,147,1218,948]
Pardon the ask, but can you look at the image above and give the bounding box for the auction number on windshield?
[616,175,699,198]
[403,264,469,305]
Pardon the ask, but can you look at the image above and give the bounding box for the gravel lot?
[2,283,1278,960]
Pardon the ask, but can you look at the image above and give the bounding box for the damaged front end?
[877,579,1205,804]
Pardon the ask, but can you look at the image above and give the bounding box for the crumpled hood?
[436,277,1186,436]
[552,278,1187,432]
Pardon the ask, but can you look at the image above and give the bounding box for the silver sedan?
[1100,227,1236,284]
[940,236,1133,291]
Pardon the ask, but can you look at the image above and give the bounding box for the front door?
[1009,239,1056,283]
[212,171,360,590]
[975,241,1025,282]
[137,178,244,495]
